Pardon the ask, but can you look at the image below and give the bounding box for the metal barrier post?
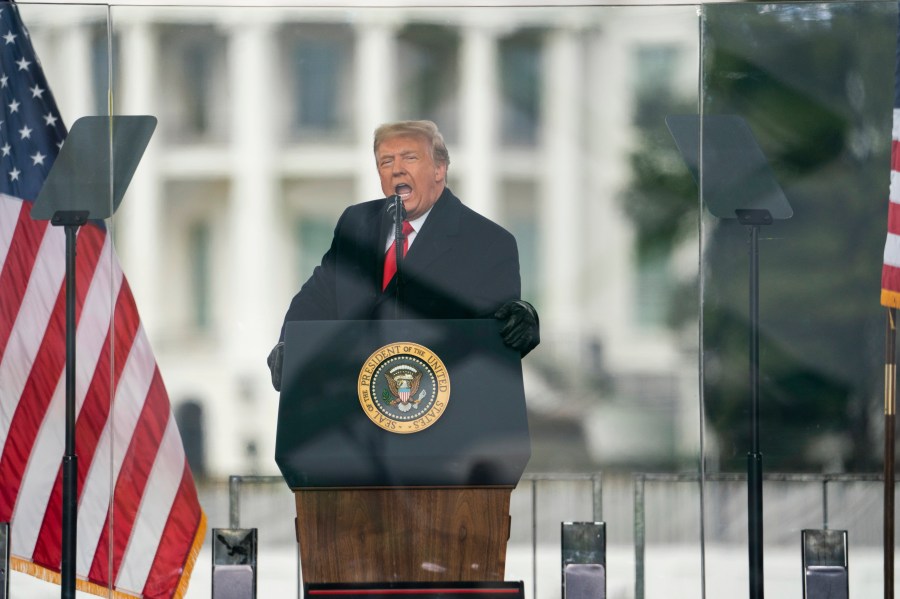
[0,522,8,599]
[634,475,646,599]
[592,473,603,522]
[802,529,848,599]
[212,527,258,599]
[222,476,289,597]
[229,475,241,529]
[562,522,606,599]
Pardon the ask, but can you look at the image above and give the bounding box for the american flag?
[0,3,206,598]
[883,2,900,307]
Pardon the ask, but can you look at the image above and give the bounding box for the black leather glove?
[267,341,284,392]
[494,300,540,357]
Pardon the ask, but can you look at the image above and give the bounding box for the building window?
[162,179,228,342]
[633,44,679,128]
[296,217,335,282]
[499,29,543,147]
[158,24,228,144]
[396,24,460,142]
[283,177,354,289]
[174,400,207,480]
[281,24,354,141]
[634,246,674,330]
[189,221,212,330]
[500,180,540,306]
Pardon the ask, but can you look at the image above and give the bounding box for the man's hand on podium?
[495,300,540,357]
[267,341,284,392]
[270,301,538,393]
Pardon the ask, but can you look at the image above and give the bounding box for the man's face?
[376,134,447,220]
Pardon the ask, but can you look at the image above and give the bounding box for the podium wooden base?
[294,488,512,583]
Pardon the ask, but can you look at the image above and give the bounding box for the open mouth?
[395,184,412,200]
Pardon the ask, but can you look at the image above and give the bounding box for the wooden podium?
[294,488,512,582]
[275,320,530,583]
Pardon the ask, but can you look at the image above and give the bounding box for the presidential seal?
[357,342,450,434]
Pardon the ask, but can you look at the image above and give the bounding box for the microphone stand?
[389,195,405,319]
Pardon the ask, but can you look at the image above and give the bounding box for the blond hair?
[373,120,450,167]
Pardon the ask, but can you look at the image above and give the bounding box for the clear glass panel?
[0,1,719,597]
[9,3,896,597]
[2,2,116,597]
[109,2,702,598]
[700,2,895,597]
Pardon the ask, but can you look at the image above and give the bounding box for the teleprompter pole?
[885,308,896,599]
[736,209,772,599]
[53,211,87,599]
[748,223,763,599]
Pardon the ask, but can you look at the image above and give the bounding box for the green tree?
[623,3,895,472]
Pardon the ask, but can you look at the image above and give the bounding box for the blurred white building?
[23,2,701,478]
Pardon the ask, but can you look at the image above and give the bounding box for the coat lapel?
[335,199,390,318]
[403,188,461,275]
[373,188,461,316]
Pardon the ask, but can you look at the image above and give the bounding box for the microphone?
[386,194,406,223]
[385,194,406,317]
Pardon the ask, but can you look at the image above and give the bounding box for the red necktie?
[382,221,415,290]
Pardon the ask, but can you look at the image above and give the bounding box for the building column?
[459,24,499,219]
[585,19,637,361]
[56,21,92,125]
[116,21,162,335]
[354,18,396,201]
[227,18,278,472]
[540,27,582,334]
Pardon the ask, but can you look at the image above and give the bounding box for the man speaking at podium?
[267,120,539,390]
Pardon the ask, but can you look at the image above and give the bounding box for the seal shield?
[357,342,451,434]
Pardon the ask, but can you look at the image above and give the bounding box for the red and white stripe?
[882,110,900,307]
[0,194,205,598]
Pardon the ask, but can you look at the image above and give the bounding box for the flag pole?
[886,307,896,599]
